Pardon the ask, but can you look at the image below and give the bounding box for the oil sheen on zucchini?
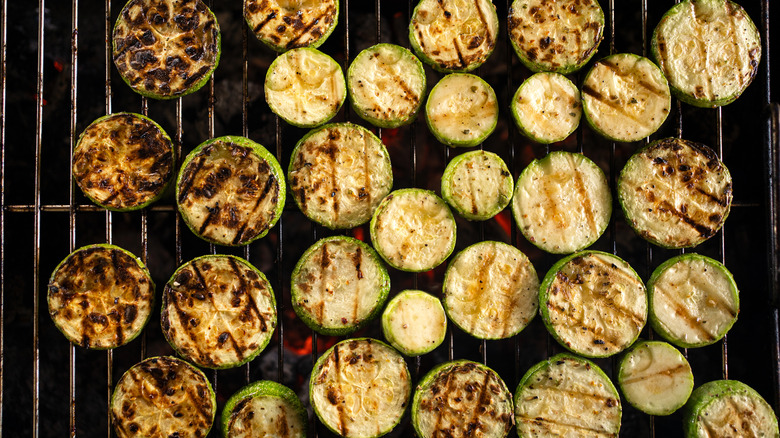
[244,0,338,52]
[441,150,513,221]
[221,380,307,438]
[511,72,581,144]
[426,73,498,147]
[381,290,446,356]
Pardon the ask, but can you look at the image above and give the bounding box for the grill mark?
[376,61,418,106]
[620,363,690,385]
[332,344,349,436]
[473,0,493,46]
[516,416,613,435]
[571,163,597,236]
[252,11,277,34]
[362,132,372,208]
[431,366,457,434]
[285,10,330,49]
[178,155,206,203]
[560,271,646,328]
[599,59,668,97]
[228,257,267,334]
[317,243,331,324]
[165,282,203,356]
[197,203,219,235]
[465,368,495,432]
[277,404,290,437]
[466,161,480,215]
[695,187,730,207]
[501,257,530,338]
[351,246,363,327]
[653,287,719,341]
[233,172,278,245]
[657,199,716,238]
[324,140,340,220]
[227,397,252,433]
[529,384,615,406]
[185,385,213,426]
[453,37,466,69]
[581,85,644,125]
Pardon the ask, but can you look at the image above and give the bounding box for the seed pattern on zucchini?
[112,0,221,99]
[381,290,446,356]
[511,72,581,144]
[244,0,338,52]
[221,380,307,438]
[161,255,276,369]
[441,150,513,221]
[426,73,499,147]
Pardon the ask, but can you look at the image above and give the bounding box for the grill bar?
[0,0,6,433]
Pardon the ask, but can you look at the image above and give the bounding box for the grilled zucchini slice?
[426,73,498,147]
[511,72,581,144]
[508,0,604,74]
[112,0,221,99]
[540,250,647,358]
[221,380,307,438]
[409,0,499,73]
[48,244,154,350]
[648,253,739,349]
[161,255,276,369]
[111,356,216,438]
[412,360,514,438]
[514,353,621,437]
[265,47,346,128]
[512,151,611,254]
[618,137,732,249]
[652,0,761,108]
[288,123,393,229]
[381,289,446,356]
[370,188,457,272]
[291,236,390,336]
[443,241,539,340]
[244,0,338,52]
[310,338,411,438]
[177,135,285,246]
[683,380,779,438]
[440,150,513,221]
[582,53,671,142]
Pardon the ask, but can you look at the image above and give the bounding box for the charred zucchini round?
[440,150,513,221]
[682,380,779,437]
[245,0,338,52]
[177,135,285,247]
[161,255,276,369]
[112,0,221,99]
[426,73,499,147]
[511,72,581,144]
[381,289,446,356]
[48,244,154,350]
[221,380,307,438]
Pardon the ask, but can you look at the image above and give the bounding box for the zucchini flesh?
[222,380,307,438]
[381,290,446,356]
[244,0,338,52]
[426,73,498,147]
[683,380,779,438]
[511,72,581,144]
[440,150,513,221]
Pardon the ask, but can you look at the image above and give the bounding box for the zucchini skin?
[244,0,339,52]
[682,380,779,437]
[220,380,308,438]
[440,150,513,221]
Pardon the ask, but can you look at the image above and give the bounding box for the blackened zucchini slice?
[161,255,276,369]
[682,380,779,437]
[514,353,621,437]
[244,0,338,52]
[111,356,216,438]
[177,135,285,246]
[221,380,307,438]
[412,360,514,438]
[511,72,581,144]
[112,0,221,99]
[347,43,427,128]
[291,236,390,336]
[310,338,411,438]
[443,241,538,340]
[48,244,154,350]
[370,188,457,272]
[618,137,732,249]
[540,251,647,358]
[288,123,393,229]
[582,53,671,142]
[512,151,611,254]
[652,0,761,108]
[440,150,513,221]
[381,289,446,356]
[508,0,604,74]
[409,0,499,73]
[648,253,739,349]
[426,73,499,147]
[265,47,346,128]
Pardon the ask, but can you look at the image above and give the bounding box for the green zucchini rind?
[426,73,499,147]
[508,0,604,74]
[683,380,779,438]
[409,0,499,73]
[288,123,393,229]
[111,356,216,438]
[540,250,647,358]
[443,241,538,340]
[618,137,732,249]
[112,0,221,100]
[177,135,285,247]
[648,253,739,349]
[310,338,411,438]
[265,47,346,128]
[652,0,761,108]
[515,353,621,437]
[161,255,277,369]
[221,380,308,438]
[582,53,671,142]
[381,289,446,356]
[440,150,513,221]
[291,236,390,336]
[244,0,338,52]
[511,72,581,144]
[412,360,514,438]
[73,112,174,211]
[512,151,611,254]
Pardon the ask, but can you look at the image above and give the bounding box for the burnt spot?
[174,12,200,32]
[539,36,552,50]
[124,305,138,324]
[139,29,156,46]
[129,49,157,69]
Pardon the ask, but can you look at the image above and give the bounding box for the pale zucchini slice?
[265,47,346,128]
[112,0,221,99]
[177,135,285,246]
[443,241,538,340]
[515,353,621,437]
[244,0,338,52]
[440,150,513,221]
[617,340,694,416]
[512,151,611,254]
[161,255,276,369]
[652,0,761,108]
[370,188,457,272]
[221,380,307,438]
[412,360,514,438]
[291,236,390,336]
[683,380,779,437]
[648,253,739,349]
[618,137,733,249]
[48,244,154,350]
[426,73,498,147]
[409,0,499,72]
[310,338,411,438]
[582,53,671,142]
[508,0,604,74]
[540,251,647,358]
[381,289,446,356]
[511,72,581,144]
[288,123,393,229]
